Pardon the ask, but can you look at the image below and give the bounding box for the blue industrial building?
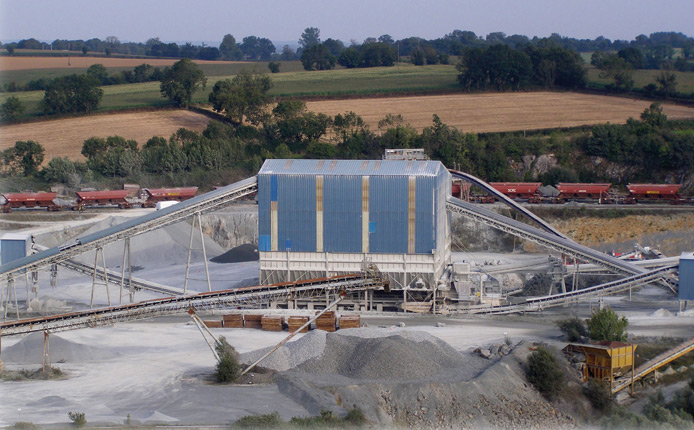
[257,159,451,288]
[679,252,694,301]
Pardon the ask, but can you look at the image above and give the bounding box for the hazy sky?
[1,0,692,45]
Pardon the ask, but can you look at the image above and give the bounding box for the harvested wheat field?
[306,92,694,133]
[0,110,211,160]
[0,56,247,71]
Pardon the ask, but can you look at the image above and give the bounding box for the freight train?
[452,181,693,205]
[1,187,198,213]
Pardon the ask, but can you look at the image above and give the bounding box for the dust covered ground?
[0,110,211,160]
[306,92,694,132]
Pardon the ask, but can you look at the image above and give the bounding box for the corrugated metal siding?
[257,159,451,255]
[369,176,408,253]
[324,176,362,253]
[276,175,316,251]
[679,253,694,301]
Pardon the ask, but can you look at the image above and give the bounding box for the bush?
[7,423,41,430]
[526,346,565,400]
[556,317,588,342]
[588,307,628,342]
[231,411,283,428]
[215,336,240,383]
[584,378,613,412]
[67,411,86,427]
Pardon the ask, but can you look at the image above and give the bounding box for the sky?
[0,0,692,46]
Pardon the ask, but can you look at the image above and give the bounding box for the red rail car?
[490,182,542,202]
[142,187,198,208]
[556,183,612,202]
[73,190,131,210]
[627,184,681,203]
[1,192,59,213]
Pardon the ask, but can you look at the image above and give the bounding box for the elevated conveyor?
[449,169,569,240]
[0,273,382,337]
[0,177,258,281]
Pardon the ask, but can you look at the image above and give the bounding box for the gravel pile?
[3,332,121,364]
[239,330,327,371]
[651,308,675,317]
[210,243,258,263]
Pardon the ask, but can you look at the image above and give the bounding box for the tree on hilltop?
[208,70,272,126]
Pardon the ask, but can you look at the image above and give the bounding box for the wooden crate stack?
[203,320,223,328]
[222,313,244,328]
[315,311,336,332]
[287,316,310,333]
[244,314,263,329]
[338,315,361,329]
[261,315,284,331]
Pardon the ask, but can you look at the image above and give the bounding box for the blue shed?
[679,252,694,301]
[1,233,31,266]
[257,159,451,255]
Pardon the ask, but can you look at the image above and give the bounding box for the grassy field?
[0,63,460,118]
[586,67,694,94]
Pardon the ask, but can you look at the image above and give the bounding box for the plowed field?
[306,92,694,133]
[0,110,210,160]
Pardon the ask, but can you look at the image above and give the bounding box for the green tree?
[2,140,45,175]
[42,74,103,114]
[338,47,362,68]
[86,63,110,85]
[598,55,634,91]
[526,346,564,400]
[1,96,25,122]
[41,156,77,184]
[215,336,240,383]
[587,307,628,342]
[219,34,242,60]
[641,102,667,128]
[301,44,336,71]
[6,45,15,55]
[655,70,677,98]
[160,58,207,108]
[267,61,280,73]
[208,70,272,126]
[299,27,321,49]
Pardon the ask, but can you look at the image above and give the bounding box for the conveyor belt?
[0,273,382,337]
[449,170,569,240]
[0,177,258,280]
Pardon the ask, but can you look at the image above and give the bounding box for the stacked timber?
[203,320,223,328]
[223,313,244,328]
[338,315,361,329]
[315,311,336,332]
[287,316,310,333]
[244,314,263,329]
[261,315,284,332]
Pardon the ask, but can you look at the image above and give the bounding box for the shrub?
[8,423,41,430]
[526,346,565,400]
[215,336,240,383]
[584,378,613,412]
[556,317,588,342]
[588,307,628,342]
[231,411,284,428]
[67,411,86,427]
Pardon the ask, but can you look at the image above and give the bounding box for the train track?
[0,273,383,337]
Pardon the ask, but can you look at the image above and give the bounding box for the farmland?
[2,92,693,161]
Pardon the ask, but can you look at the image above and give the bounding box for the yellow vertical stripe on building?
[408,176,416,254]
[271,200,278,251]
[362,176,369,253]
[316,175,324,252]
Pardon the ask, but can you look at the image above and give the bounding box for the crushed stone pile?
[71,216,224,266]
[2,332,121,364]
[651,308,675,317]
[210,243,258,263]
[240,330,326,371]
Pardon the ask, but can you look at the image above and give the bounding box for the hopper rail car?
[1,187,199,213]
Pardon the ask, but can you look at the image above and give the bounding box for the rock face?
[510,154,559,179]
[201,207,258,249]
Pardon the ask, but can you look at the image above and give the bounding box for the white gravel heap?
[240,330,327,371]
[2,332,121,364]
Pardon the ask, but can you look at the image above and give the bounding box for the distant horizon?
[1,0,692,48]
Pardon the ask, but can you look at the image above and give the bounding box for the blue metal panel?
[259,159,442,177]
[679,253,694,301]
[1,239,27,265]
[369,176,408,253]
[258,235,271,252]
[257,175,271,238]
[276,175,316,252]
[415,176,435,253]
[324,175,362,253]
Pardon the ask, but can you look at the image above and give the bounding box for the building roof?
[258,159,446,177]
